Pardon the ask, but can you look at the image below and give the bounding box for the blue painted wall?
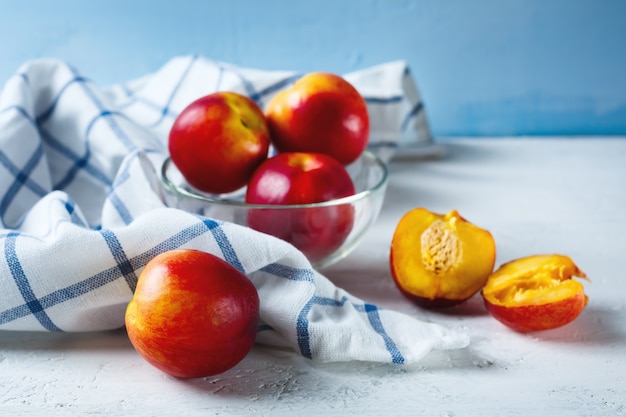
[1,0,624,137]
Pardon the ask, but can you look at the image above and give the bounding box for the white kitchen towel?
[0,55,467,364]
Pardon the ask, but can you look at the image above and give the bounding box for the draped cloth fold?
[0,56,468,363]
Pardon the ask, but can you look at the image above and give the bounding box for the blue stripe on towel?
[3,232,62,331]
[362,303,405,364]
[0,218,241,327]
[201,217,245,273]
[148,55,199,127]
[0,145,47,221]
[401,101,424,131]
[293,295,405,363]
[100,229,138,292]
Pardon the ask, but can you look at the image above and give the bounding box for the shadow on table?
[175,342,486,402]
[390,139,504,171]
[0,327,131,352]
[532,305,626,346]
[428,294,490,317]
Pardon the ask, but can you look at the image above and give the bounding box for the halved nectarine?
[389,208,496,308]
[482,254,589,332]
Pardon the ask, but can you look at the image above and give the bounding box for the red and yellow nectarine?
[265,72,369,165]
[245,152,356,263]
[125,249,259,379]
[168,91,270,194]
[482,254,589,332]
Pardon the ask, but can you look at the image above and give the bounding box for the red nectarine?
[125,249,259,378]
[265,72,369,165]
[168,92,270,194]
[245,152,356,263]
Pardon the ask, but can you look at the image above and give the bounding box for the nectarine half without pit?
[482,254,589,332]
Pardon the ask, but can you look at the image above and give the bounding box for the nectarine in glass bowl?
[160,151,388,269]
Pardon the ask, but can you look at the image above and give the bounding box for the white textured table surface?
[2,138,625,416]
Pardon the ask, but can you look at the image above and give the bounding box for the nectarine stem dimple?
[420,220,461,275]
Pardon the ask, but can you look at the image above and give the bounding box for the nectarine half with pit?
[389,208,496,308]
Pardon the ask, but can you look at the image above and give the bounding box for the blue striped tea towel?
[0,55,468,364]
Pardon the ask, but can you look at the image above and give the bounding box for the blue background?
[1,0,624,137]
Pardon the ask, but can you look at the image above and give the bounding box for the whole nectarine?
[168,91,270,194]
[125,249,260,378]
[265,72,369,165]
[245,152,356,263]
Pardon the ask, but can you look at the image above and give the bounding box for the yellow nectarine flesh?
[482,254,589,332]
[390,208,496,308]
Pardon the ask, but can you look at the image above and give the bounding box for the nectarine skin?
[125,250,260,379]
[484,291,587,332]
[168,92,270,194]
[265,72,369,165]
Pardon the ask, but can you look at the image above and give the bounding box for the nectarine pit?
[420,219,462,275]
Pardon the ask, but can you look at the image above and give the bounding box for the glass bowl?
[160,151,388,269]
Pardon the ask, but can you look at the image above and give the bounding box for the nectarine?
[482,254,589,332]
[265,72,369,165]
[390,208,496,308]
[168,91,270,194]
[245,152,356,263]
[125,249,259,378]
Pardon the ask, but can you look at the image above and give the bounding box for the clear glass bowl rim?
[160,151,389,210]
